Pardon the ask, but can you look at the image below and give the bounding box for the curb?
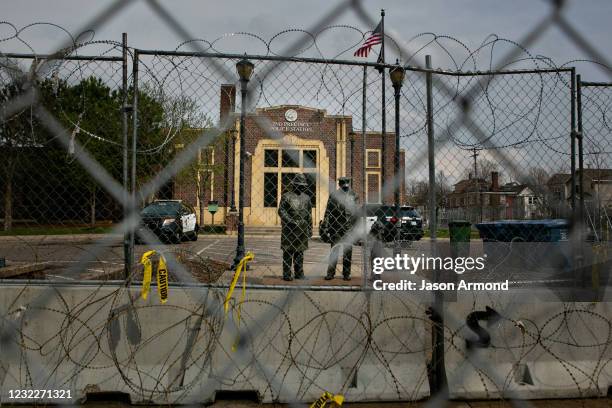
[0,234,123,245]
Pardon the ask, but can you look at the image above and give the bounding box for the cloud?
[0,0,610,81]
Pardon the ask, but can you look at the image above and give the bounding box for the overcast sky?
[2,0,611,80]
[2,0,609,184]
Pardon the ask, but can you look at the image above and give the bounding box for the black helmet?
[292,173,309,187]
[338,177,351,186]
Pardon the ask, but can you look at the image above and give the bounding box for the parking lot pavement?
[189,236,364,282]
[0,233,365,282]
[0,233,479,279]
[0,234,344,281]
[2,233,597,289]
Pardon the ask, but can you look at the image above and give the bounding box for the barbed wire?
[2,21,610,159]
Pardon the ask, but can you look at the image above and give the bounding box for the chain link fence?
[577,81,612,241]
[1,51,124,231]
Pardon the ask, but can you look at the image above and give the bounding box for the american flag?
[354,20,383,60]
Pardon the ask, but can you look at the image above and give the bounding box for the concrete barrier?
[2,283,609,403]
[445,290,612,399]
[0,284,431,404]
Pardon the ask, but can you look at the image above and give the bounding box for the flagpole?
[380,8,386,202]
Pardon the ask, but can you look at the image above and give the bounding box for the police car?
[137,200,199,244]
[365,204,424,242]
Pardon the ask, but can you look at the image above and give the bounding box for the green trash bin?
[449,220,471,258]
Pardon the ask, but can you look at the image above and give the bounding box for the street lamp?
[229,127,238,212]
[236,56,255,83]
[232,56,254,269]
[389,60,405,247]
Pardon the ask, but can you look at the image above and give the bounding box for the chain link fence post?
[426,55,447,397]
[426,55,436,241]
[576,74,585,232]
[122,32,130,279]
[570,67,577,215]
[129,49,139,277]
[361,65,368,288]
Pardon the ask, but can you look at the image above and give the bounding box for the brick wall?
[173,85,408,223]
[241,107,346,206]
[353,132,403,204]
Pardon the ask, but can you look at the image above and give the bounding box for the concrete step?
[244,226,281,235]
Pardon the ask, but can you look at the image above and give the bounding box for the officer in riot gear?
[278,173,313,281]
[322,177,358,280]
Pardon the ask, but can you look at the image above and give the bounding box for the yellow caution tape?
[157,254,169,304]
[224,251,254,352]
[224,251,254,314]
[140,250,169,303]
[310,391,344,408]
[140,250,156,300]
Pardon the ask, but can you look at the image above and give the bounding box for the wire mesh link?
[429,70,574,227]
[578,82,612,241]
[0,47,129,281]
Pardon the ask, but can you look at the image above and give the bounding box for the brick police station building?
[173,84,405,228]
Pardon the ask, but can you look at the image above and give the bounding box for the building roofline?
[256,105,324,113]
[252,105,351,119]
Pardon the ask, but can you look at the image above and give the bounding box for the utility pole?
[470,147,479,178]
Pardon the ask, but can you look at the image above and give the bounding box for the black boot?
[294,252,305,279]
[341,246,353,281]
[282,250,293,281]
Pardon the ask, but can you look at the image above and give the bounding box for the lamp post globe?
[236,56,254,82]
[389,60,405,88]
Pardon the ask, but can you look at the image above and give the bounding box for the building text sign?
[271,109,314,133]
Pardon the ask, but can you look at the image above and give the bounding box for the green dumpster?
[449,220,471,258]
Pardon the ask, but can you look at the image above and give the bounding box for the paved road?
[0,234,368,281]
[0,234,608,291]
[0,234,454,281]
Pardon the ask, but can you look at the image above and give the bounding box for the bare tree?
[462,157,499,180]
[517,166,569,218]
[584,137,610,236]
[406,171,451,210]
[585,137,608,171]
[527,166,549,186]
